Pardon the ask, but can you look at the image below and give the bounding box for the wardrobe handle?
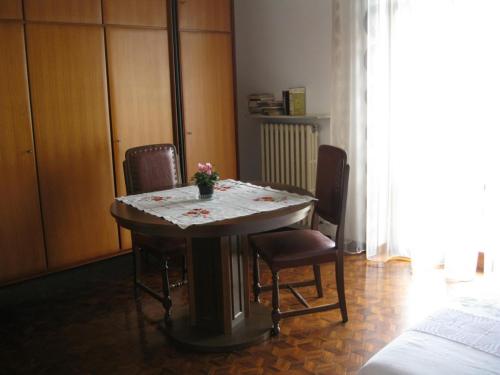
[26,149,33,154]
[187,131,192,135]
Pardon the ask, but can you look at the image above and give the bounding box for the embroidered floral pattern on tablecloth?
[214,184,232,192]
[150,196,170,202]
[183,208,210,218]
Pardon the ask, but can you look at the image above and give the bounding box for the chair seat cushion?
[250,229,337,271]
[133,233,186,256]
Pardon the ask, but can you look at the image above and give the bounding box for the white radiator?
[260,123,318,193]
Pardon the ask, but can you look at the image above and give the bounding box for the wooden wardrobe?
[104,0,174,249]
[0,0,238,285]
[177,0,238,179]
[0,20,47,283]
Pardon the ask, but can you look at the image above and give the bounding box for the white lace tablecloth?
[116,179,316,229]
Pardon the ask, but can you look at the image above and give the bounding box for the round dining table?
[110,183,313,352]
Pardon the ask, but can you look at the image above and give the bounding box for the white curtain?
[366,0,500,280]
[331,0,367,251]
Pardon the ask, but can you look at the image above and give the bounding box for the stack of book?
[248,93,284,115]
[282,87,306,116]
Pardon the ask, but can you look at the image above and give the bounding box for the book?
[282,90,290,115]
[262,108,284,116]
[248,93,284,115]
[288,87,306,116]
[248,93,274,101]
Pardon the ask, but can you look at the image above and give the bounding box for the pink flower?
[197,162,212,175]
[205,162,213,175]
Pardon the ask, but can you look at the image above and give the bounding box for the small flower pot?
[198,184,214,199]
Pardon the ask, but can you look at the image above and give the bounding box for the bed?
[359,298,500,375]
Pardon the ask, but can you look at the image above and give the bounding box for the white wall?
[234,0,332,180]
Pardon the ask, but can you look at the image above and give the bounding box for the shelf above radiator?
[248,113,330,120]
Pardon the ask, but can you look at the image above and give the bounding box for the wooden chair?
[123,144,187,322]
[249,145,349,335]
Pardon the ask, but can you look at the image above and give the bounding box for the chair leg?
[133,246,141,299]
[271,271,281,335]
[335,260,348,322]
[160,256,173,324]
[313,264,323,298]
[253,250,262,303]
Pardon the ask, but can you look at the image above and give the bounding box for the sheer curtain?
[366,0,500,280]
[331,0,367,251]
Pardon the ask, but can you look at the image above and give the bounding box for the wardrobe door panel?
[106,27,173,248]
[103,0,167,27]
[178,0,231,32]
[180,32,237,179]
[0,0,22,19]
[24,0,102,23]
[0,23,46,283]
[26,24,119,269]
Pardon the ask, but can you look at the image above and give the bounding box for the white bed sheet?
[358,330,500,375]
[359,299,500,375]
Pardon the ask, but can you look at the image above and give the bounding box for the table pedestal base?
[168,302,271,352]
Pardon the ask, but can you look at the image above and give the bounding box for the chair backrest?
[123,144,181,195]
[314,145,350,245]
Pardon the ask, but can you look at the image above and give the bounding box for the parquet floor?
[0,254,486,374]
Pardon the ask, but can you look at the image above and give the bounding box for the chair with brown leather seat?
[249,145,349,335]
[123,144,187,322]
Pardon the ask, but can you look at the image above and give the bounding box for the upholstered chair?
[250,145,349,335]
[123,144,186,322]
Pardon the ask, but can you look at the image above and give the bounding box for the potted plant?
[192,162,219,199]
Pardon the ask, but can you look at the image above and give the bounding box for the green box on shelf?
[289,87,306,116]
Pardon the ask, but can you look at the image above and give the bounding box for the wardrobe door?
[180,32,237,179]
[0,0,22,19]
[106,27,174,248]
[26,24,119,269]
[178,0,231,32]
[0,23,46,283]
[24,0,102,23]
[103,0,167,27]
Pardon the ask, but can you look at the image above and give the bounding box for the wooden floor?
[0,253,486,374]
